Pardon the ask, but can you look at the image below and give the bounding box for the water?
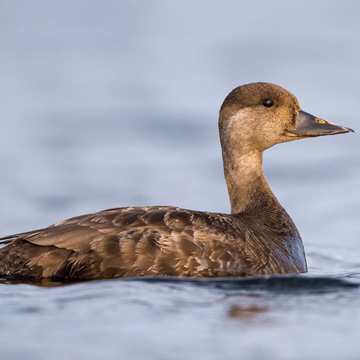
[0,1,360,359]
[1,275,360,360]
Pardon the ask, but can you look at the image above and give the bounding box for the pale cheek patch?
[225,109,252,138]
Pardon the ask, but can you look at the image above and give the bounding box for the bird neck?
[222,147,280,214]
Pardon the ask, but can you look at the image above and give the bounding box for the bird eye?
[263,98,274,107]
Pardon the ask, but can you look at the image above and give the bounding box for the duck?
[0,82,354,280]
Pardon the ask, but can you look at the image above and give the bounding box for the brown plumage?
[0,82,353,280]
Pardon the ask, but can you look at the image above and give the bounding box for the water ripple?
[1,273,358,293]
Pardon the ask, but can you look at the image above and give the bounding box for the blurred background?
[0,1,359,359]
